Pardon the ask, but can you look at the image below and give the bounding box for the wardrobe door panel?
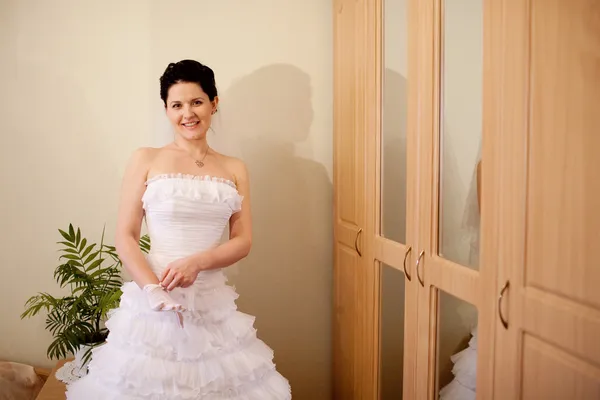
[370,0,420,398]
[426,0,484,294]
[333,0,366,398]
[334,0,364,233]
[525,0,600,311]
[414,0,487,398]
[333,245,360,399]
[492,0,600,398]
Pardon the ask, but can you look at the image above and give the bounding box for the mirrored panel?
[381,0,408,244]
[436,290,478,399]
[380,263,406,399]
[438,0,483,269]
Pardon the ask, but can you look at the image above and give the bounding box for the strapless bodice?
[141,174,243,263]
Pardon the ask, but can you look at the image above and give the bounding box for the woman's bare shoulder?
[217,152,247,173]
[128,146,174,164]
[123,147,166,178]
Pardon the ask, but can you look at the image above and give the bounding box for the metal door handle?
[498,281,509,329]
[416,250,425,286]
[354,228,362,257]
[403,246,412,281]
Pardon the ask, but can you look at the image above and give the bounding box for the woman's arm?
[160,158,252,291]
[196,158,253,270]
[114,148,161,288]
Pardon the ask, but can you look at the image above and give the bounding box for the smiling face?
[165,82,218,141]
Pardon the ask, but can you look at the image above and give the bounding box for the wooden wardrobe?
[332,0,600,399]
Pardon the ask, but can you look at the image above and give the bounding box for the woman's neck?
[173,137,210,158]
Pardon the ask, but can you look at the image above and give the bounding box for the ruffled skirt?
[65,269,291,399]
[439,326,477,400]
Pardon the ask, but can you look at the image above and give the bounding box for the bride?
[66,59,292,399]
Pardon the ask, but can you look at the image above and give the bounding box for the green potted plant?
[21,224,150,380]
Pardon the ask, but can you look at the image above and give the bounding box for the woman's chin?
[176,129,207,141]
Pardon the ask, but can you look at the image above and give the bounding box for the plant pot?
[55,342,104,384]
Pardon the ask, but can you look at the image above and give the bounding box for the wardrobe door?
[413,0,489,398]
[490,0,600,398]
[333,0,366,398]
[361,0,420,398]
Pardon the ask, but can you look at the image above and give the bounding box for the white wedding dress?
[438,326,478,400]
[66,174,292,399]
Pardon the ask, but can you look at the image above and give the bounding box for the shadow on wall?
[220,64,333,399]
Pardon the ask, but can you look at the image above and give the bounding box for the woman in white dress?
[66,59,292,399]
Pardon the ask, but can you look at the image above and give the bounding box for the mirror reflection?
[381,0,409,244]
[438,0,483,270]
[437,290,478,400]
[380,263,406,399]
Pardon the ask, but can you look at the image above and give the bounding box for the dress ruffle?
[67,369,290,400]
[120,274,240,315]
[142,174,244,213]
[65,275,291,399]
[65,174,289,399]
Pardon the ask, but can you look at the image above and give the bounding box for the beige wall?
[0,1,332,398]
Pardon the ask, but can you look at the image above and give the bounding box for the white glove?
[143,284,186,312]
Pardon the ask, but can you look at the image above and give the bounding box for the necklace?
[174,142,209,168]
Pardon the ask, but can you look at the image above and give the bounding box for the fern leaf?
[83,251,100,266]
[86,258,105,272]
[59,229,72,242]
[78,237,87,252]
[80,243,96,259]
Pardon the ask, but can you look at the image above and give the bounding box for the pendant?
[195,160,204,168]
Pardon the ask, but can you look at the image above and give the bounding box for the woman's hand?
[143,284,186,328]
[159,256,202,291]
[143,283,185,311]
